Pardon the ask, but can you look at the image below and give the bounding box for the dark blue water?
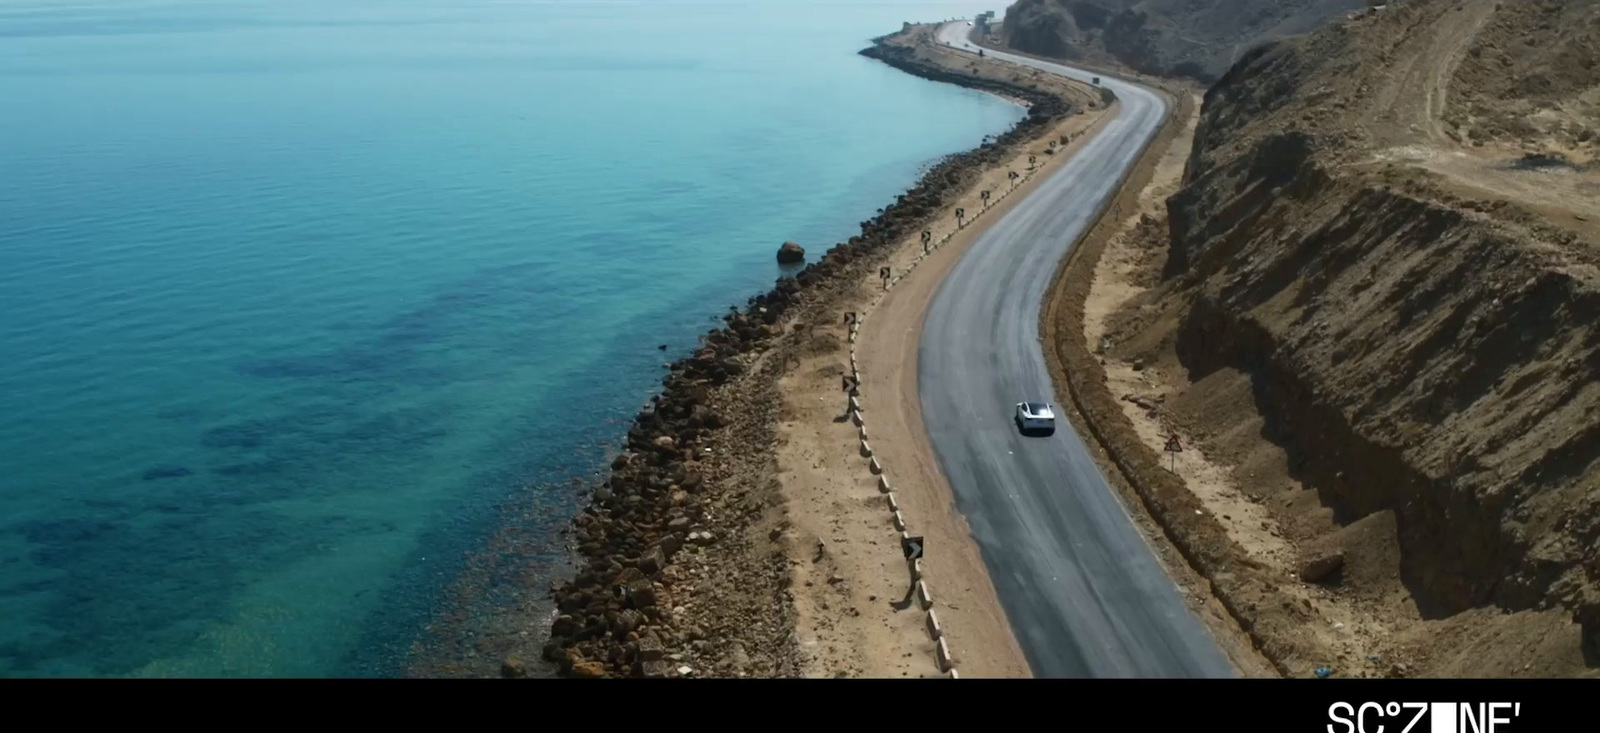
[0,0,1021,676]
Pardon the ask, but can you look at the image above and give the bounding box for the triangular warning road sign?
[1164,434,1183,453]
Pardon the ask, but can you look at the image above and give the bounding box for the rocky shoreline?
[527,28,1078,679]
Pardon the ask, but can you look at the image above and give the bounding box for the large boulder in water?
[777,241,806,264]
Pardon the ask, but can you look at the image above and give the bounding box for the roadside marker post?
[1164,433,1182,473]
[902,535,924,561]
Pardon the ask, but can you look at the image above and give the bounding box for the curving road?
[917,22,1234,677]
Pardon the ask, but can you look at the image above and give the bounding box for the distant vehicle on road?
[966,21,973,26]
[1015,402,1056,435]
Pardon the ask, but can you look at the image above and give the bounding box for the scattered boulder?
[1122,393,1164,413]
[657,534,683,557]
[777,241,806,264]
[1576,600,1600,661]
[638,634,665,662]
[627,577,658,608]
[638,545,667,575]
[542,639,565,662]
[690,406,724,429]
[1298,551,1346,584]
[570,661,607,678]
[500,657,528,679]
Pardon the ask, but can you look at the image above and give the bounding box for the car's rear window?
[1027,402,1048,412]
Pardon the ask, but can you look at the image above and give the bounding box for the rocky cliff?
[1001,0,1368,82]
[1161,0,1600,663]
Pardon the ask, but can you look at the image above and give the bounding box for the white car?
[1015,401,1056,434]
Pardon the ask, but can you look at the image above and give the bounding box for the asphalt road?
[916,22,1235,677]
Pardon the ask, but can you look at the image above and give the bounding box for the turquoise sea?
[0,0,1021,677]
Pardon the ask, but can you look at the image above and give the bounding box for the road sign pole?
[1164,433,1182,473]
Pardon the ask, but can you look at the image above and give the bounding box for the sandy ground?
[774,68,1111,677]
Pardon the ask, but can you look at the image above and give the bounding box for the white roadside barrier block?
[877,475,891,493]
[911,557,923,582]
[925,609,943,640]
[893,510,906,531]
[851,410,863,427]
[885,493,898,512]
[858,425,868,442]
[860,440,872,458]
[849,396,861,413]
[948,669,960,679]
[916,580,933,610]
[936,638,954,672]
[869,457,883,474]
